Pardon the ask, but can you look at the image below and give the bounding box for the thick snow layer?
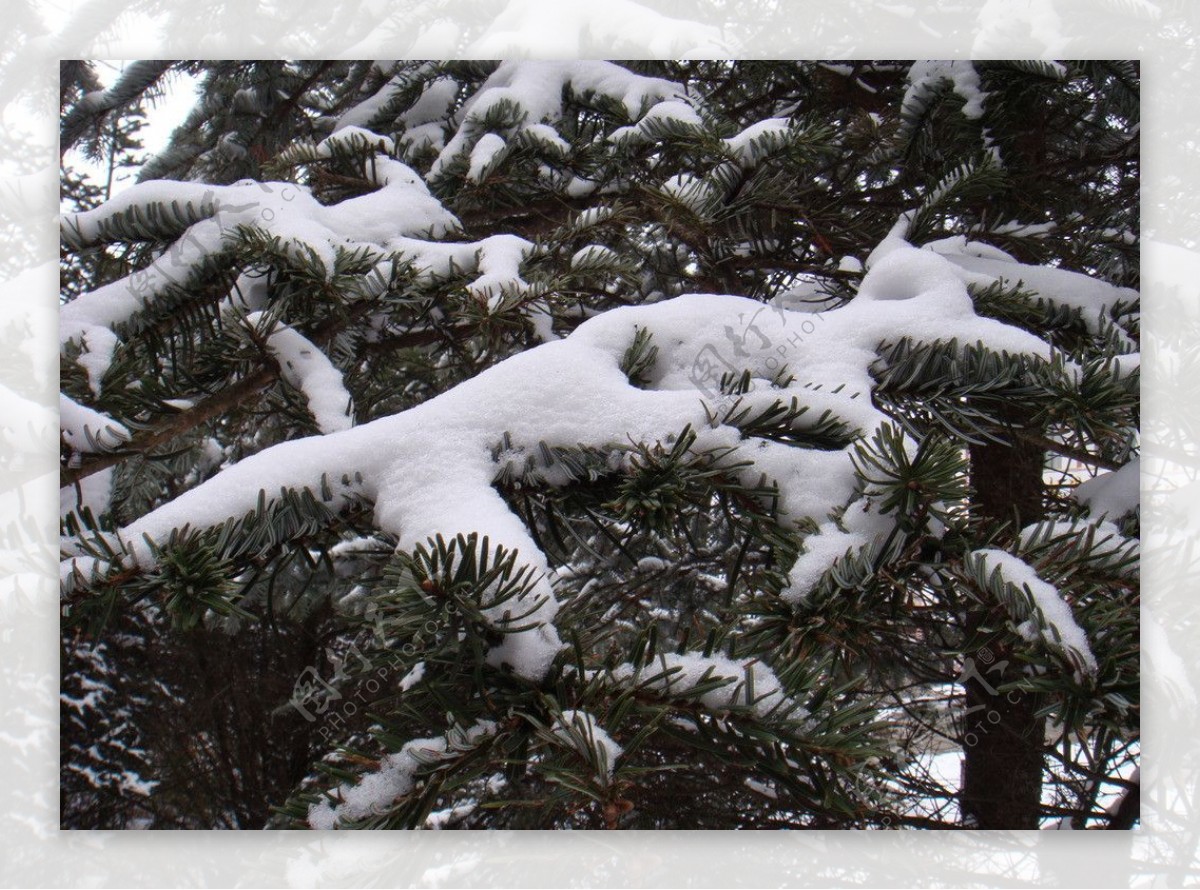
[60,393,130,453]
[1075,460,1139,520]
[247,312,353,434]
[968,548,1097,674]
[609,99,702,144]
[307,719,497,829]
[904,61,987,121]
[555,709,622,777]
[724,118,791,166]
[430,61,685,180]
[61,151,461,384]
[612,651,800,720]
[871,220,1138,341]
[74,238,1063,679]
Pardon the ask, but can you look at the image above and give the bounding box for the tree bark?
[961,424,1047,829]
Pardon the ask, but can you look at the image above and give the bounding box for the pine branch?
[1011,429,1123,472]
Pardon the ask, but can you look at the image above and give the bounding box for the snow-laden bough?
[63,237,1074,682]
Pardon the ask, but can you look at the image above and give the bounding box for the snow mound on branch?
[725,118,791,167]
[60,153,461,386]
[612,652,798,719]
[430,61,688,181]
[1075,460,1139,520]
[554,710,622,777]
[246,313,353,434]
[904,61,987,121]
[967,548,1097,674]
[71,236,1065,680]
[60,393,129,453]
[868,217,1138,344]
[307,719,498,829]
[610,99,703,144]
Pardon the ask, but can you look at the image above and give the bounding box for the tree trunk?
[961,425,1047,829]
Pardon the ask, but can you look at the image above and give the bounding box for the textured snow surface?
[725,117,792,166]
[430,60,685,180]
[870,219,1137,343]
[60,156,460,385]
[70,233,1071,679]
[60,393,130,453]
[466,0,725,57]
[1075,459,1140,520]
[246,313,354,434]
[610,99,702,144]
[967,548,1097,673]
[904,61,987,120]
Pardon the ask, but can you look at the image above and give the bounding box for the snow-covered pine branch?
[59,60,1140,831]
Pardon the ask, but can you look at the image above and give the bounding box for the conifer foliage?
[59,60,1139,829]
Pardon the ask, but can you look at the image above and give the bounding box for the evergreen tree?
[59,59,1139,830]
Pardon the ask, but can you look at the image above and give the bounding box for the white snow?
[60,556,112,590]
[1075,460,1139,520]
[467,132,507,182]
[430,61,685,181]
[336,67,408,132]
[967,548,1097,674]
[66,219,1112,682]
[612,651,800,719]
[782,523,863,603]
[658,173,714,215]
[398,662,426,692]
[636,556,667,573]
[870,216,1138,342]
[554,709,622,777]
[315,125,396,157]
[929,236,1138,338]
[307,719,497,828]
[610,99,702,144]
[61,150,461,384]
[724,118,791,166]
[60,393,130,453]
[570,244,620,270]
[61,467,114,525]
[466,0,726,57]
[246,312,353,434]
[904,61,987,121]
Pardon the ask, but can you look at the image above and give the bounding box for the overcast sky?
[65,60,199,198]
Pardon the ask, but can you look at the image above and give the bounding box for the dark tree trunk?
[961,425,1047,829]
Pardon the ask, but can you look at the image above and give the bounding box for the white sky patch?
[62,61,201,201]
